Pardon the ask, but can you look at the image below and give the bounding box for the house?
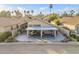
[0,17,28,37]
[15,17,65,41]
[0,17,27,31]
[61,16,79,33]
[26,18,58,38]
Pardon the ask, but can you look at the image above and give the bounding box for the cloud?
[17,6,24,11]
[0,5,14,12]
[17,6,28,11]
[0,5,6,8]
[39,7,48,11]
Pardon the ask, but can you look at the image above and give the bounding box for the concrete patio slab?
[15,32,65,41]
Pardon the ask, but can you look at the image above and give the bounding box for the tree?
[14,10,22,18]
[26,10,30,15]
[11,11,14,14]
[0,10,11,17]
[24,10,27,17]
[6,11,11,17]
[36,12,44,18]
[0,10,7,17]
[76,12,79,16]
[40,12,42,15]
[49,4,53,14]
[49,13,58,22]
[70,10,75,16]
[62,11,68,17]
[31,10,34,15]
[54,19,61,25]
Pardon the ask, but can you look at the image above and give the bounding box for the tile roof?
[0,17,27,27]
[61,16,79,26]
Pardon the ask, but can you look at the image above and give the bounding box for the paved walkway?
[0,42,79,54]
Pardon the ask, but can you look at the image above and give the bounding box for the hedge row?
[70,34,79,41]
[0,32,12,42]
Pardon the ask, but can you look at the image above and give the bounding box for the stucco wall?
[64,24,75,30]
[59,27,70,36]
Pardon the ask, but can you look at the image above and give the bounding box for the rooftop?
[26,26,58,30]
[0,17,28,27]
[61,16,79,26]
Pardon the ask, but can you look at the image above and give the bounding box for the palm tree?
[31,10,34,15]
[49,4,53,14]
[27,10,30,15]
[40,12,42,15]
[62,11,68,17]
[39,12,43,18]
[24,10,27,16]
[14,10,22,17]
[6,11,11,17]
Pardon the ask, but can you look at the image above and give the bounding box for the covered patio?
[15,31,65,41]
[26,26,58,38]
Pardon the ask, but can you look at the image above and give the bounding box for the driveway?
[0,42,79,54]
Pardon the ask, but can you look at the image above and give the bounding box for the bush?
[76,36,79,41]
[63,27,70,31]
[0,32,12,42]
[5,36,17,42]
[49,13,58,21]
[70,34,76,39]
[55,20,60,25]
[70,34,79,41]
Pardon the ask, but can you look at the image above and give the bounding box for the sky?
[0,4,79,15]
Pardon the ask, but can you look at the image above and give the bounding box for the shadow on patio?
[15,32,65,42]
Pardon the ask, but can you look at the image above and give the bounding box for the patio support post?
[54,30,56,38]
[12,30,14,38]
[27,30,29,38]
[40,30,43,38]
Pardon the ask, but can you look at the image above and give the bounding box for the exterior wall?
[64,24,75,30]
[20,23,27,29]
[0,27,11,32]
[28,20,51,27]
[75,24,79,34]
[59,27,70,36]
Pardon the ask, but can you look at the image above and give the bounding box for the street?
[0,42,79,54]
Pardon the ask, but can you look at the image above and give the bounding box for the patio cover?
[25,26,58,38]
[26,26,58,30]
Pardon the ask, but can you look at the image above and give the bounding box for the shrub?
[70,34,76,39]
[76,36,79,41]
[55,20,60,25]
[70,34,79,41]
[63,27,70,31]
[0,32,12,42]
[5,36,17,42]
[49,13,58,21]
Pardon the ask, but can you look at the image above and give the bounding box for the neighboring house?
[0,17,28,37]
[61,16,79,33]
[0,17,28,32]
